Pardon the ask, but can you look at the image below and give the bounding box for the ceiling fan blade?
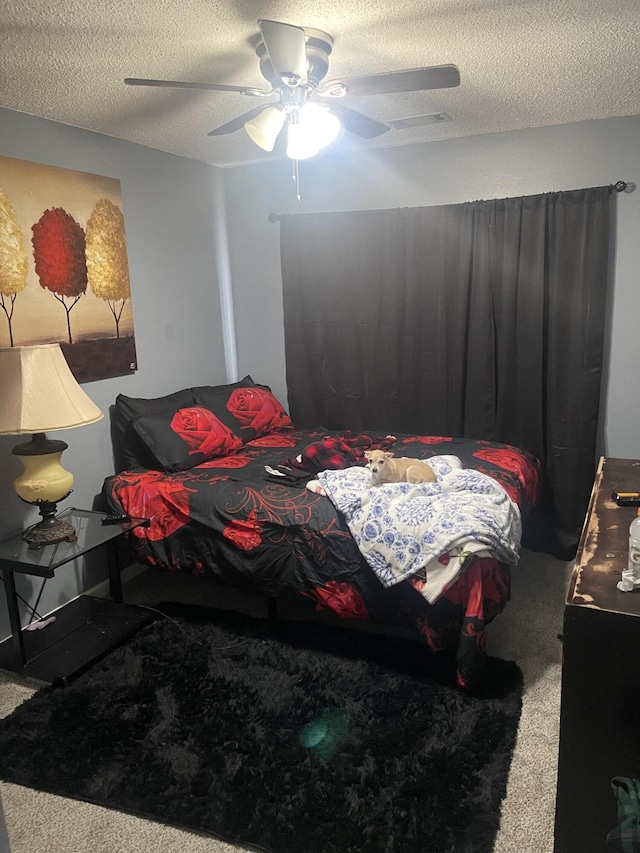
[323,64,460,97]
[258,20,307,87]
[207,105,270,137]
[124,78,270,96]
[386,112,453,129]
[329,103,390,139]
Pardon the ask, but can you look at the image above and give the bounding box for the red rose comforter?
[103,428,541,688]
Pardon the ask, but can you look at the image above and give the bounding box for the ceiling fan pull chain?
[292,159,301,202]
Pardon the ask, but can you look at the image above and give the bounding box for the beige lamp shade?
[0,344,104,547]
[0,344,103,435]
[245,106,287,152]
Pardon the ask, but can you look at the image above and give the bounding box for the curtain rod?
[267,181,631,221]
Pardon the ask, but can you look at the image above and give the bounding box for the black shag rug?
[0,604,523,853]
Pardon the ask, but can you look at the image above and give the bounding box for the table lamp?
[0,344,104,548]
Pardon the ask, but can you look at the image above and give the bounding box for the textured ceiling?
[2,0,640,168]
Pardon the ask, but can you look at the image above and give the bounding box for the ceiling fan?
[125,19,460,160]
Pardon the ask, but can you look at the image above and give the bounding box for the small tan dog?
[364,450,436,487]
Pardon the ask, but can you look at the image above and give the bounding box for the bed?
[102,376,541,689]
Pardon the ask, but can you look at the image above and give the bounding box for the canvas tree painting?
[0,156,136,382]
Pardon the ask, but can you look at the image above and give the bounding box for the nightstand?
[0,507,153,685]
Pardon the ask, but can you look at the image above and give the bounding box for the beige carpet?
[0,548,571,853]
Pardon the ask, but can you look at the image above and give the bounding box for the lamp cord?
[20,521,39,542]
[30,577,47,624]
[133,604,248,651]
[0,575,47,626]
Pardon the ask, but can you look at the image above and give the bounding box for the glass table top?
[0,508,147,573]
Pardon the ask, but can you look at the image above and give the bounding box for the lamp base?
[23,500,77,550]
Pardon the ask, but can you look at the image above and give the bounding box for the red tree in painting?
[32,208,87,344]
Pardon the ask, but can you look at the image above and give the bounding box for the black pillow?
[191,375,259,442]
[194,378,293,438]
[110,376,285,472]
[132,406,245,472]
[112,388,197,471]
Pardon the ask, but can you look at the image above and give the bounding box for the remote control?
[101,514,131,525]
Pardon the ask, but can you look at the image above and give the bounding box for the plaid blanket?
[282,431,396,474]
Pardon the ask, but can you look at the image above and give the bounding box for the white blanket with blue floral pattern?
[316,455,521,603]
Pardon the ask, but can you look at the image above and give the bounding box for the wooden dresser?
[555,456,640,852]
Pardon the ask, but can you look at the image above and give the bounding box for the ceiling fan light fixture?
[286,122,320,160]
[299,103,341,149]
[244,105,287,151]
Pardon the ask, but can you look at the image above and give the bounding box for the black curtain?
[280,187,612,543]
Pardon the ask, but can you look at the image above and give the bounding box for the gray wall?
[0,108,228,636]
[224,115,640,463]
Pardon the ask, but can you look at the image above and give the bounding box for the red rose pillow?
[226,387,293,437]
[193,382,293,440]
[132,407,243,472]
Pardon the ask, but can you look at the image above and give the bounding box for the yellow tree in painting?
[86,198,131,338]
[0,188,28,346]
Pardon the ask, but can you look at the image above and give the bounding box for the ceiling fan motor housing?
[256,28,334,89]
